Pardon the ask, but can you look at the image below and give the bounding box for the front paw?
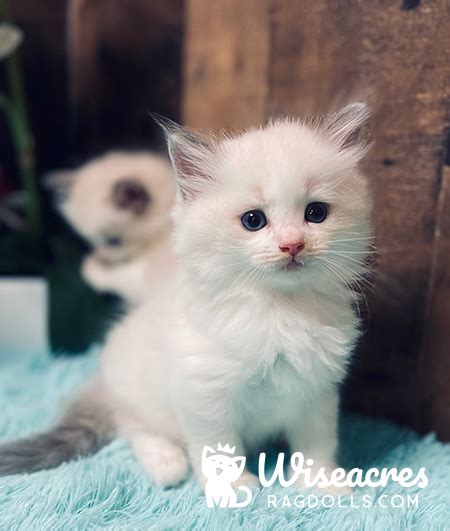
[139,443,190,487]
[81,255,109,290]
[195,470,259,492]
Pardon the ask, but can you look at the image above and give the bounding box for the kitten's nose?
[279,241,304,257]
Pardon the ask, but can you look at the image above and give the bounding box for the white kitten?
[48,151,175,305]
[0,104,373,496]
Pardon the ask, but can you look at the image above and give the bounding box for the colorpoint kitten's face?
[48,152,175,262]
[165,103,373,293]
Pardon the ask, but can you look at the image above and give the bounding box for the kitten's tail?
[0,382,114,476]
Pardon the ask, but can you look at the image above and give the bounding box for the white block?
[0,277,49,353]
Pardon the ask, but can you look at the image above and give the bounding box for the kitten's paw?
[81,255,106,289]
[138,440,190,487]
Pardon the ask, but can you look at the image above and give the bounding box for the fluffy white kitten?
[48,151,175,304]
[0,103,373,494]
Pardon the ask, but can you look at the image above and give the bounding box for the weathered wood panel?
[68,0,183,159]
[183,0,450,438]
[419,158,450,440]
[183,0,270,129]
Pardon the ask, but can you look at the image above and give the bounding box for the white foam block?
[0,277,49,353]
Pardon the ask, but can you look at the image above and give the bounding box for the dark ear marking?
[112,178,150,215]
[324,102,372,156]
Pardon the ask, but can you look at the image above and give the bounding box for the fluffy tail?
[0,383,114,476]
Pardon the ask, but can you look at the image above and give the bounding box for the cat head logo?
[202,443,253,508]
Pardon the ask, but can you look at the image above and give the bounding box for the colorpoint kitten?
[48,151,175,305]
[0,103,373,495]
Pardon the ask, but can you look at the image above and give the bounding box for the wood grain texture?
[183,0,450,437]
[418,159,450,440]
[67,0,183,159]
[183,0,270,129]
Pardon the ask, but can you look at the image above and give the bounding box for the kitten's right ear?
[44,169,76,203]
[152,114,215,201]
[323,102,372,158]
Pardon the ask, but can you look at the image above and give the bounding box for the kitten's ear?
[112,179,150,215]
[43,169,77,203]
[323,102,372,158]
[152,114,214,201]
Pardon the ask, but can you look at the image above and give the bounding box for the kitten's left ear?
[152,114,215,201]
[323,102,372,158]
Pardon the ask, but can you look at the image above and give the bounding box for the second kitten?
[48,151,175,305]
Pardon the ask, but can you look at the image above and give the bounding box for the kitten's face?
[168,104,373,294]
[50,152,175,262]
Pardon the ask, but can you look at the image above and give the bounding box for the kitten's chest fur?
[224,293,357,444]
[202,287,358,379]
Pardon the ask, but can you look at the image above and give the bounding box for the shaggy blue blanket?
[0,348,449,530]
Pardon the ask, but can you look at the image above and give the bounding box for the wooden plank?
[67,0,183,159]
[183,0,270,129]
[183,0,450,437]
[268,1,450,432]
[418,159,450,440]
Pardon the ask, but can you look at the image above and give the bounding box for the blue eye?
[305,202,328,223]
[241,210,267,231]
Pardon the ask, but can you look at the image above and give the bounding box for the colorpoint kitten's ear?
[323,102,372,158]
[112,179,150,215]
[152,114,214,201]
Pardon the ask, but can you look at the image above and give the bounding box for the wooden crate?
[183,0,450,440]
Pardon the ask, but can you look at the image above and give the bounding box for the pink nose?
[279,241,304,257]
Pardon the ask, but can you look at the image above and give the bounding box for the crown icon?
[217,443,236,454]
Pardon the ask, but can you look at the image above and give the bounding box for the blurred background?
[0,1,449,441]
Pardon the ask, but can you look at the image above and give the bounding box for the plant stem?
[0,0,41,238]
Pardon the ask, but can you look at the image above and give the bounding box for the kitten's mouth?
[283,258,304,272]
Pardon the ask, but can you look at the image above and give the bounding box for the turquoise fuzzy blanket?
[0,348,449,530]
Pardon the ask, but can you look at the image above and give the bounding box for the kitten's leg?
[82,254,144,303]
[286,389,351,495]
[129,432,190,487]
[189,438,258,490]
[180,405,258,489]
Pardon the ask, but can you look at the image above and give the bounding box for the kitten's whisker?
[321,256,374,295]
[316,259,368,320]
[315,261,359,315]
[324,250,377,255]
